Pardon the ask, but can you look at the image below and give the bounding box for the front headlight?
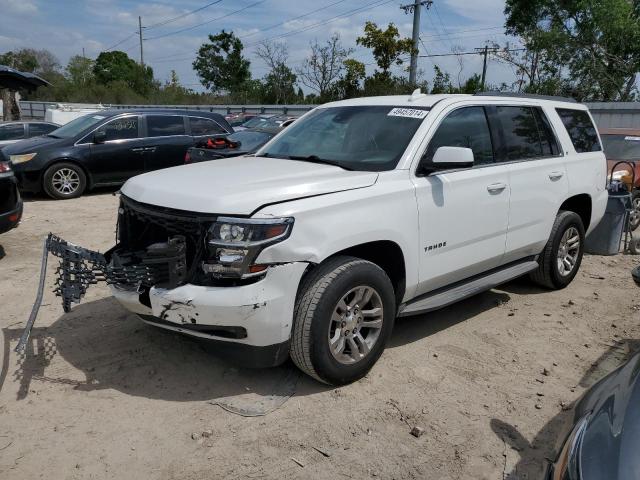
[550,414,589,480]
[9,153,37,164]
[203,216,294,278]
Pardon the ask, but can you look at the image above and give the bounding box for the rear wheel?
[630,191,640,231]
[530,211,585,289]
[290,256,395,385]
[43,162,87,200]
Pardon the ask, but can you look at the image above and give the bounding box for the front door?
[88,115,146,184]
[413,106,510,296]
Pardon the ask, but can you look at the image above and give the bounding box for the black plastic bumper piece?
[0,199,23,234]
[138,314,290,368]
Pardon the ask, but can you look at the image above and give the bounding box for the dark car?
[547,326,640,478]
[0,109,232,199]
[185,128,277,164]
[0,120,59,147]
[225,112,256,129]
[0,160,23,234]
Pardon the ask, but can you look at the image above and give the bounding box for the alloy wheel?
[557,226,581,277]
[51,168,80,195]
[328,285,384,365]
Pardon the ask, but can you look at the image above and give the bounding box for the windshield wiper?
[286,155,354,171]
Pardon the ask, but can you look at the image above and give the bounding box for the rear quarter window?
[556,108,601,153]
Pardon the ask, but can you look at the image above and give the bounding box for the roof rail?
[474,91,577,103]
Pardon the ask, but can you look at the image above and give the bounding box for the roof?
[322,92,583,109]
[0,120,58,125]
[96,108,226,118]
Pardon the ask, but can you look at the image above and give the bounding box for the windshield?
[601,134,640,161]
[228,130,273,151]
[257,105,430,171]
[242,116,272,128]
[48,113,107,139]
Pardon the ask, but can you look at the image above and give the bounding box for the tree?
[505,0,640,100]
[193,31,251,94]
[93,51,154,95]
[356,22,414,79]
[430,65,453,94]
[297,34,352,100]
[334,58,366,98]
[66,55,94,87]
[255,41,297,104]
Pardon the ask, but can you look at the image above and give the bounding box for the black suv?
[0,109,232,199]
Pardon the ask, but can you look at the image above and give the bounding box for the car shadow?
[489,338,640,479]
[0,244,5,260]
[20,185,120,202]
[388,289,511,349]
[1,288,512,404]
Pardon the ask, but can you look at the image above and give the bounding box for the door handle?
[130,147,145,153]
[548,171,564,181]
[487,183,507,194]
[144,147,157,153]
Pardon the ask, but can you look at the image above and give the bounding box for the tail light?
[184,151,191,164]
[0,161,12,173]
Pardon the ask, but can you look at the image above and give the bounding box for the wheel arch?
[559,194,592,231]
[299,240,407,307]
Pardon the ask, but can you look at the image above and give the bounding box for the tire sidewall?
[631,191,640,231]
[43,162,87,200]
[549,212,585,288]
[308,262,395,385]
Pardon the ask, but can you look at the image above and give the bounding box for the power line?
[105,32,138,51]
[418,48,524,57]
[243,0,395,48]
[144,0,267,41]
[239,0,350,40]
[144,0,224,30]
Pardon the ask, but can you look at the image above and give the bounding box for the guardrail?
[18,101,315,120]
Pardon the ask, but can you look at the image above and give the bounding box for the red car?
[600,128,640,230]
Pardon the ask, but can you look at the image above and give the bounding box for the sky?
[0,0,521,93]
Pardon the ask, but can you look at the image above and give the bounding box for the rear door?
[0,123,26,145]
[413,105,511,295]
[87,115,146,184]
[142,114,192,171]
[490,105,569,263]
[188,115,228,144]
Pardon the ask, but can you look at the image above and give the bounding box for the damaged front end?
[17,195,302,362]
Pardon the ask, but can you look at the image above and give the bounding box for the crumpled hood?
[121,155,378,215]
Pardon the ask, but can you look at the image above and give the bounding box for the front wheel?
[530,210,585,289]
[290,256,396,385]
[43,162,87,200]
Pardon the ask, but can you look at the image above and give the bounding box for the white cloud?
[0,0,37,14]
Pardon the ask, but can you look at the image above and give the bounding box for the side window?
[96,116,139,141]
[423,107,494,165]
[189,117,225,135]
[532,108,560,156]
[556,108,601,153]
[0,124,25,141]
[494,106,544,160]
[29,123,57,137]
[147,115,186,137]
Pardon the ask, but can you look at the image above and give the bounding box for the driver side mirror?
[93,130,106,144]
[419,146,474,175]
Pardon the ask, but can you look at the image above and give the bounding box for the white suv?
[108,91,607,385]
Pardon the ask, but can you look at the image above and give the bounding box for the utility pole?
[138,16,144,66]
[480,45,488,90]
[401,0,432,85]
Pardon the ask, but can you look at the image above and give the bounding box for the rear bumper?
[110,262,309,366]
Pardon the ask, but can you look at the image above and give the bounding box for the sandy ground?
[1,191,639,480]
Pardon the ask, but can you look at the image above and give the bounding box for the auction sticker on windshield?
[387,108,429,119]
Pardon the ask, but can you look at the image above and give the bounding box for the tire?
[630,191,640,232]
[290,256,396,385]
[43,162,87,200]
[530,210,585,289]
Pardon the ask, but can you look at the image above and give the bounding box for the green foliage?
[93,51,154,95]
[192,31,251,94]
[262,64,297,104]
[505,0,640,100]
[333,59,366,98]
[430,66,453,94]
[356,22,414,78]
